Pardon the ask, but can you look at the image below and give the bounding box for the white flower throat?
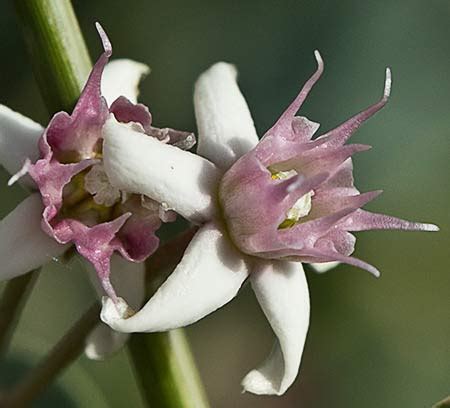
[84,164,121,207]
[271,169,313,228]
[286,190,313,222]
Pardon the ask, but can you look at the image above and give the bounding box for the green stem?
[133,227,207,407]
[129,331,210,408]
[3,302,100,407]
[127,227,209,408]
[14,0,92,114]
[0,271,38,354]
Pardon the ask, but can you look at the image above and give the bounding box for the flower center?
[271,170,313,229]
[60,169,115,226]
[84,164,121,207]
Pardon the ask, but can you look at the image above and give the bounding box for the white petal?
[101,59,150,106]
[84,324,129,361]
[0,105,41,182]
[101,222,249,332]
[103,117,221,223]
[309,261,340,273]
[194,62,259,169]
[85,255,145,360]
[0,194,67,281]
[242,260,310,395]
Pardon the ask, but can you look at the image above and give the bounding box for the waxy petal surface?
[194,62,259,169]
[0,194,67,280]
[101,223,249,332]
[0,105,42,186]
[242,260,309,395]
[102,59,150,106]
[103,117,221,223]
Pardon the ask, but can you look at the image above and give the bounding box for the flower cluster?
[100,52,437,395]
[0,24,438,395]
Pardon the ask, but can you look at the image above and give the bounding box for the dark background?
[0,0,449,406]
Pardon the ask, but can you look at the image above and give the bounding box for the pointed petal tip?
[95,22,112,56]
[372,267,381,278]
[422,223,439,232]
[313,50,324,71]
[357,260,380,278]
[7,159,31,186]
[383,67,392,101]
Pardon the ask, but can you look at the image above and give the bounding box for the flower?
[0,24,194,359]
[100,52,438,395]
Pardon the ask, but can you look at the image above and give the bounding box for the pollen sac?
[219,62,436,276]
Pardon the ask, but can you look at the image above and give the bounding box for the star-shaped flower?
[0,24,194,360]
[100,51,438,395]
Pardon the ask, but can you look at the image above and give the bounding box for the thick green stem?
[128,227,209,408]
[14,0,92,114]
[3,302,100,407]
[0,271,38,354]
[129,331,210,408]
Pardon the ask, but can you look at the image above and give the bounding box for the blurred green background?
[0,0,449,407]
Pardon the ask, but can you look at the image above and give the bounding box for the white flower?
[100,57,332,395]
[100,51,437,396]
[0,58,149,360]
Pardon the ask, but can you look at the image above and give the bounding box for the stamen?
[279,190,314,229]
[84,164,121,206]
[270,169,297,180]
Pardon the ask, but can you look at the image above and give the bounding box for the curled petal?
[110,96,195,148]
[339,209,439,232]
[0,194,68,281]
[53,214,131,302]
[194,62,259,169]
[85,255,145,360]
[316,68,391,147]
[101,222,249,332]
[103,117,221,223]
[265,51,323,139]
[0,105,42,186]
[43,23,111,160]
[110,96,153,131]
[295,247,380,277]
[242,260,309,395]
[102,59,150,106]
